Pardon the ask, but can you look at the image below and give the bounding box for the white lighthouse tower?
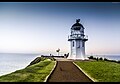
[68,19,88,60]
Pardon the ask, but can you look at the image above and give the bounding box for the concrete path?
[47,60,93,82]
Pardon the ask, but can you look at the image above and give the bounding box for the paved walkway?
[47,60,93,82]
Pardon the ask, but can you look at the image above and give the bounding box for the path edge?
[73,62,96,82]
[44,61,57,82]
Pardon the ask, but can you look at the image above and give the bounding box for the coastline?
[0,57,55,82]
[0,53,40,76]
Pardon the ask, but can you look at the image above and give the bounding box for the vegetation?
[27,57,46,66]
[104,58,109,61]
[0,58,55,82]
[75,60,120,82]
[88,56,98,60]
[88,56,94,59]
[27,56,55,67]
[88,56,120,63]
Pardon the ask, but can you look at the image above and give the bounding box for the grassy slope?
[0,59,55,82]
[75,61,120,82]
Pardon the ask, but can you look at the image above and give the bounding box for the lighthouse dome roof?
[72,22,83,27]
[71,19,84,30]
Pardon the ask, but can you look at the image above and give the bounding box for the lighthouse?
[68,19,88,60]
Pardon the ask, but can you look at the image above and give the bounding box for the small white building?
[67,19,88,60]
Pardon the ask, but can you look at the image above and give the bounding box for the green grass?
[0,59,55,82]
[74,60,120,82]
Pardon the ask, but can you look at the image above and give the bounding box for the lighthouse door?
[72,49,76,58]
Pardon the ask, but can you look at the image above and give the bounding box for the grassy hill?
[75,60,120,82]
[0,58,55,82]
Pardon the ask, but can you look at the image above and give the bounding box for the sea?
[0,53,120,76]
[0,53,40,76]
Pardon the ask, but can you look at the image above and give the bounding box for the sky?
[0,2,120,55]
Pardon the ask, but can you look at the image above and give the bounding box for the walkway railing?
[68,35,88,40]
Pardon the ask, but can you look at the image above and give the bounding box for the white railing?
[84,35,88,39]
[68,35,88,40]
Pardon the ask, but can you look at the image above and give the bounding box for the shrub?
[108,60,117,62]
[117,60,120,63]
[27,57,46,67]
[104,58,108,61]
[96,57,99,61]
[93,57,97,60]
[49,57,56,61]
[88,56,94,59]
[99,57,103,60]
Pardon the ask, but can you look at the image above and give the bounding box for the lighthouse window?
[73,41,74,47]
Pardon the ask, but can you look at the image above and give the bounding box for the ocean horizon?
[0,53,40,76]
[0,53,120,76]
